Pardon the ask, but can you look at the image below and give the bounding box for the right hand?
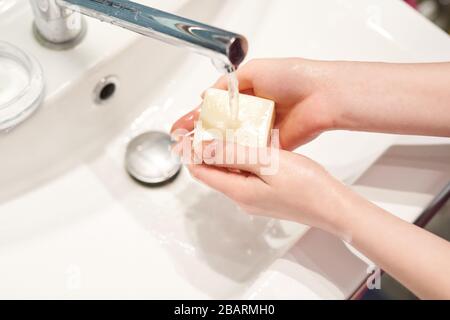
[171,58,338,150]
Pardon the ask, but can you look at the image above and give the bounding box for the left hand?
[186,141,351,236]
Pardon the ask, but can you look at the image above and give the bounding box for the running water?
[212,59,241,128]
[227,71,240,124]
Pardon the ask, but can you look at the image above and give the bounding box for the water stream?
[227,71,240,124]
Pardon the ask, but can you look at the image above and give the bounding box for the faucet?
[29,0,248,71]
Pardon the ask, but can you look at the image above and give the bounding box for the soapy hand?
[186,140,350,236]
[171,58,335,150]
[171,57,344,231]
[172,59,450,146]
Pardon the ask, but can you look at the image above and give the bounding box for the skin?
[171,58,450,299]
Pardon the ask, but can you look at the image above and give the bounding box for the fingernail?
[200,141,215,163]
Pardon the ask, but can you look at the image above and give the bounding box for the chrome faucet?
[29,0,248,71]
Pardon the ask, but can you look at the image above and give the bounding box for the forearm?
[334,187,450,299]
[328,62,450,137]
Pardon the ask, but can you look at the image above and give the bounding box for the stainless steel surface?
[29,0,248,70]
[30,0,87,49]
[125,131,181,184]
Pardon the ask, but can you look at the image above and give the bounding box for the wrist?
[305,60,351,133]
[313,178,370,241]
[320,61,373,132]
[300,172,355,238]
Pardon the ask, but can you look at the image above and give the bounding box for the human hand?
[186,141,351,236]
[172,59,450,149]
[171,58,338,150]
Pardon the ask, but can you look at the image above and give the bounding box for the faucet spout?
[30,0,248,71]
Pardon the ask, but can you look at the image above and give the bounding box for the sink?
[0,0,306,299]
[0,0,449,299]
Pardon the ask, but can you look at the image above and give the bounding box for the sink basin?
[0,0,449,299]
[0,0,307,299]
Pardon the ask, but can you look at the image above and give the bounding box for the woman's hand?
[171,58,338,150]
[187,141,351,237]
[172,60,450,146]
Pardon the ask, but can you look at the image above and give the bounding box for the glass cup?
[0,41,44,131]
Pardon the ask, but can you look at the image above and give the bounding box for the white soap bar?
[194,88,275,148]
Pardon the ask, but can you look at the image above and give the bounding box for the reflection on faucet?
[29,0,248,71]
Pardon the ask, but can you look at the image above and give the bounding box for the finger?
[240,88,255,96]
[211,74,253,92]
[188,163,263,202]
[201,78,255,98]
[170,107,201,135]
[208,60,263,94]
[200,140,277,180]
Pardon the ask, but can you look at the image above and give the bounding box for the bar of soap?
[194,88,275,148]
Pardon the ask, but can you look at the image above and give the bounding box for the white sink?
[0,0,449,299]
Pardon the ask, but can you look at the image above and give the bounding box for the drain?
[125,131,182,184]
[93,76,119,104]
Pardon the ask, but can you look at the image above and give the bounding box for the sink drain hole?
[94,76,119,104]
[100,83,116,101]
